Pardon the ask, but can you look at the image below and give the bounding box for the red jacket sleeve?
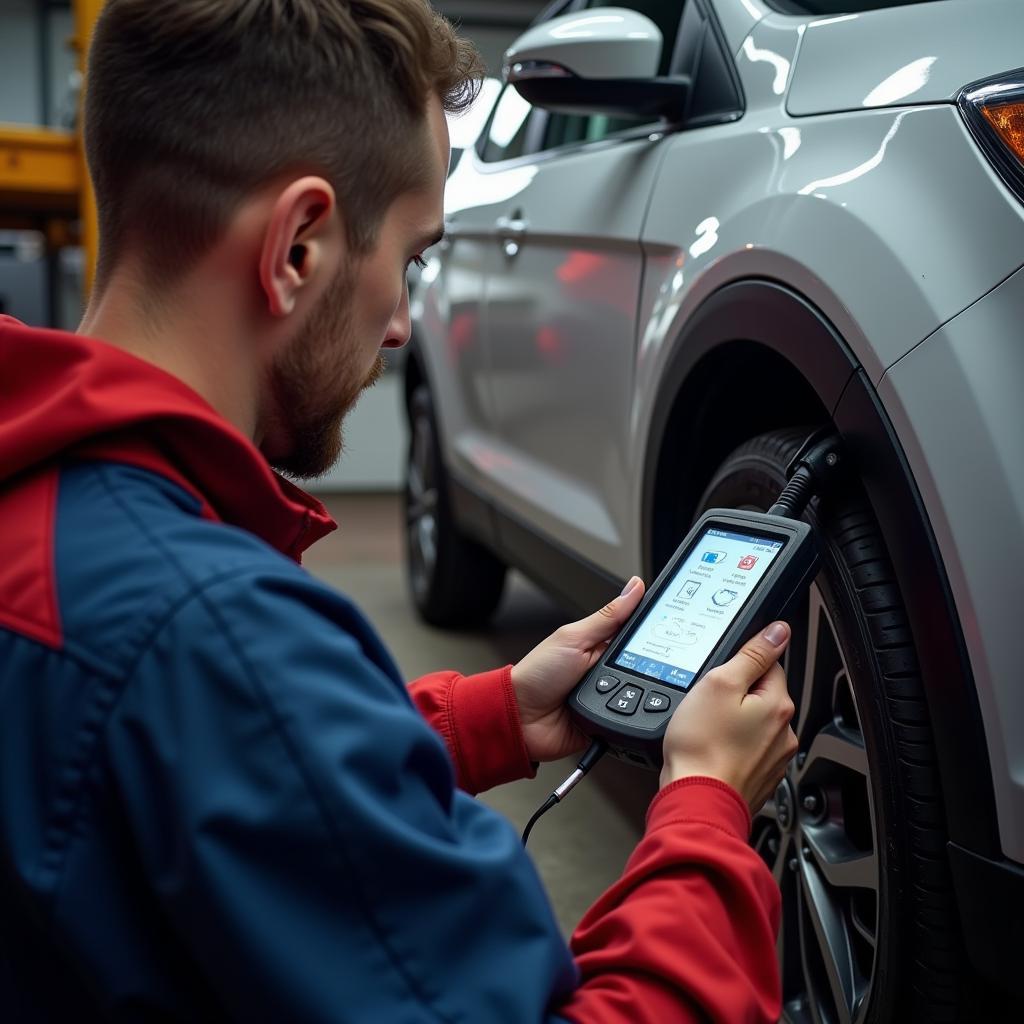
[411,670,781,1022]
[557,777,782,1024]
[409,666,536,795]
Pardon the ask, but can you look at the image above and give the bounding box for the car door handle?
[496,213,529,259]
[495,215,529,238]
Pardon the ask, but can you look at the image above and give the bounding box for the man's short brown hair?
[84,0,483,290]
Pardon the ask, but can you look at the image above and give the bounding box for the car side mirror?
[503,7,689,122]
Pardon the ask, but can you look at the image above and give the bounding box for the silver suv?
[403,1,1024,1019]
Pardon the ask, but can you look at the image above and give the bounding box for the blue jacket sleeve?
[103,565,578,1023]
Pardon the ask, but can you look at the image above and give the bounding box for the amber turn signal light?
[959,74,1024,203]
[980,102,1024,165]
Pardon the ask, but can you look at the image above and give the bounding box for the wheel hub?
[800,788,826,823]
[775,777,798,833]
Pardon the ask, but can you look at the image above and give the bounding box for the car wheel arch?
[641,280,853,575]
[640,277,1002,861]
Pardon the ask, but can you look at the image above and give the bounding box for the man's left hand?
[511,577,645,763]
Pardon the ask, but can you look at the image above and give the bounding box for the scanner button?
[644,692,671,713]
[595,674,619,694]
[607,686,643,716]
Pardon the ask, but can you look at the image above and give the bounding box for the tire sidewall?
[405,388,446,612]
[698,451,908,1022]
[404,386,506,628]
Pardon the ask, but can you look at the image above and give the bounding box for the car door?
[475,0,689,578]
[428,83,542,474]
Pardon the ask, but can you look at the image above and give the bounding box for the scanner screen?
[613,527,784,689]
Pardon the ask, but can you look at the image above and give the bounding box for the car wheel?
[696,428,961,1024]
[404,385,506,628]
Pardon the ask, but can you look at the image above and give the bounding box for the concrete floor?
[303,493,658,938]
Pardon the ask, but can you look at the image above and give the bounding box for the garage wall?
[0,0,76,128]
[0,1,82,331]
[0,1,41,125]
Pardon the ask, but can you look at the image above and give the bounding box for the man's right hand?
[660,621,798,813]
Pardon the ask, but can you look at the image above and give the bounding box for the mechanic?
[0,2,798,1021]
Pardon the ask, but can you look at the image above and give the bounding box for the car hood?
[787,0,1024,116]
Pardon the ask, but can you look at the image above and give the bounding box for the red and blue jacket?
[0,316,781,1022]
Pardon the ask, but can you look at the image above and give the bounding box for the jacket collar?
[0,316,336,561]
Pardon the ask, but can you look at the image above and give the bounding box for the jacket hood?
[0,316,335,560]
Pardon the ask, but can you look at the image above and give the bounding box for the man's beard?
[265,269,387,480]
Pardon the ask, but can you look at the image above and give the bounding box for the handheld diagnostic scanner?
[569,508,820,769]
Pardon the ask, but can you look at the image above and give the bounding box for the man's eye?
[408,255,428,271]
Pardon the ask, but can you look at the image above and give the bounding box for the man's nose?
[382,286,411,349]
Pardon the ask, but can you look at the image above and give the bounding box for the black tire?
[404,385,506,628]
[696,428,961,1024]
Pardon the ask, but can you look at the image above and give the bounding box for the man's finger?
[566,577,645,646]
[725,621,791,689]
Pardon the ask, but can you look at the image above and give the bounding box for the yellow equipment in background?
[0,0,103,301]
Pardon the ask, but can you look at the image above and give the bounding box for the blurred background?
[0,0,546,490]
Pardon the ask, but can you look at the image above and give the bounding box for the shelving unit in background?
[0,0,102,324]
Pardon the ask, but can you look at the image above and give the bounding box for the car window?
[479,85,539,163]
[476,0,579,164]
[769,0,945,12]
[542,0,687,151]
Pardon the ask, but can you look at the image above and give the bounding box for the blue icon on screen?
[701,550,727,564]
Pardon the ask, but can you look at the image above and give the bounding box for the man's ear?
[259,177,339,318]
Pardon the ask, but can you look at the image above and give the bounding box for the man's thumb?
[727,621,791,686]
[570,576,645,645]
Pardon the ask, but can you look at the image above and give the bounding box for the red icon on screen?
[738,555,758,571]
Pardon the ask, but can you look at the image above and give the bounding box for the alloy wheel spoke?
[406,418,440,528]
[800,723,868,781]
[795,586,837,742]
[780,916,815,1024]
[771,832,793,887]
[796,895,828,1024]
[850,901,877,950]
[417,517,437,569]
[407,458,425,501]
[783,585,809,698]
[802,822,877,893]
[799,857,861,1024]
[780,580,877,1024]
[832,669,854,725]
[412,421,433,487]
[778,837,808,1015]
[407,487,439,524]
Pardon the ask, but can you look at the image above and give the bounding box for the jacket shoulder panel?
[53,462,305,674]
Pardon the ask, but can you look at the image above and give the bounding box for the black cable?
[521,794,558,846]
[767,466,816,519]
[522,739,608,846]
[768,432,844,520]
